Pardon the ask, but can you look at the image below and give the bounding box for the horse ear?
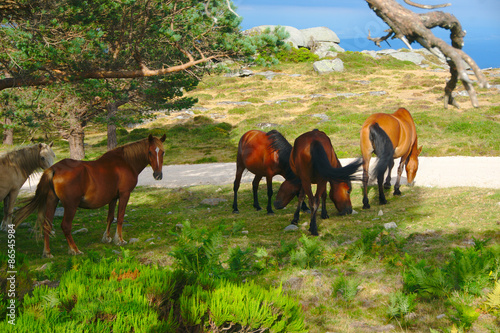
[49,142,54,148]
[38,143,43,149]
[418,146,423,155]
[148,134,153,142]
[160,134,166,142]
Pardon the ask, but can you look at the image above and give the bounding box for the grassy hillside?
[1,52,499,332]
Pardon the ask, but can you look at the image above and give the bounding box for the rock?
[384,222,398,229]
[72,228,88,235]
[378,210,384,216]
[301,27,340,45]
[54,207,64,217]
[129,238,140,244]
[389,51,426,65]
[284,224,299,232]
[313,59,344,74]
[312,113,329,122]
[145,237,155,242]
[200,198,227,206]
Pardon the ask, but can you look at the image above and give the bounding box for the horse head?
[148,134,166,180]
[406,144,423,186]
[39,142,55,169]
[274,178,301,210]
[329,180,353,215]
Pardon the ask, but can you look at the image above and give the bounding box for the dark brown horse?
[274,129,361,236]
[14,134,166,258]
[232,129,308,214]
[360,108,422,209]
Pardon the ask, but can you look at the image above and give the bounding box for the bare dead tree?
[365,0,490,108]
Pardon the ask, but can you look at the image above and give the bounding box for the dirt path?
[20,157,500,193]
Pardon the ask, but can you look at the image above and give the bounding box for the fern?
[387,291,417,319]
[332,275,362,303]
[484,280,500,314]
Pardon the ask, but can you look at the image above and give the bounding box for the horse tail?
[310,140,362,182]
[14,169,54,235]
[369,123,394,179]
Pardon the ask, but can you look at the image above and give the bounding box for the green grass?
[1,184,499,332]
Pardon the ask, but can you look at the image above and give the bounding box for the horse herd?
[1,108,421,257]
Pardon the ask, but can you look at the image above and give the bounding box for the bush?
[277,47,319,63]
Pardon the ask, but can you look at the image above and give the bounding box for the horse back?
[238,130,279,176]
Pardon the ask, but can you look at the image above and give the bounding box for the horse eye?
[41,157,45,161]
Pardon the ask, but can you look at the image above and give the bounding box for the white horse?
[0,143,55,231]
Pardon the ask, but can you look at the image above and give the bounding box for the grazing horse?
[0,143,55,231]
[232,129,308,215]
[274,130,361,236]
[14,134,166,258]
[360,108,422,209]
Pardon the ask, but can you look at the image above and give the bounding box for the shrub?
[332,275,362,304]
[290,234,324,268]
[277,47,319,63]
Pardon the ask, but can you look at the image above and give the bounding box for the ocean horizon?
[341,37,500,69]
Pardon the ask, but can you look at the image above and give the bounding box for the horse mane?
[267,130,296,180]
[117,136,162,167]
[0,144,42,178]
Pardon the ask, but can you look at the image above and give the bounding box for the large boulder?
[300,27,340,47]
[244,25,306,48]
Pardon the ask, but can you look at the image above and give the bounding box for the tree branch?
[404,0,451,9]
[0,56,219,91]
[365,0,489,108]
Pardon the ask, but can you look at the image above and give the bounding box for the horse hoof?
[267,211,275,215]
[102,233,113,243]
[393,189,402,196]
[232,210,239,214]
[42,252,54,259]
[68,249,83,256]
[363,204,370,210]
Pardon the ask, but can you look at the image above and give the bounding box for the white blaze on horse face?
[155,147,160,168]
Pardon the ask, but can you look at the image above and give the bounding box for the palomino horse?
[274,129,361,236]
[14,134,166,258]
[360,108,422,209]
[232,129,308,214]
[0,143,55,231]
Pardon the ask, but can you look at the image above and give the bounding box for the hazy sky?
[234,0,500,42]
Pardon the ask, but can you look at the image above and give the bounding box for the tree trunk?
[67,110,85,160]
[365,0,489,108]
[106,102,118,151]
[2,117,13,145]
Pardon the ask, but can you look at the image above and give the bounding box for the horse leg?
[362,157,371,209]
[393,157,405,196]
[252,175,263,211]
[102,199,117,243]
[377,168,387,205]
[113,193,131,246]
[291,189,305,225]
[1,193,13,231]
[265,175,274,215]
[384,159,394,189]
[232,164,244,213]
[60,205,82,256]
[320,189,329,219]
[304,182,320,236]
[41,194,59,258]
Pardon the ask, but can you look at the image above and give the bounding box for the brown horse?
[14,134,166,258]
[274,129,361,236]
[0,143,55,231]
[360,108,422,209]
[232,129,309,215]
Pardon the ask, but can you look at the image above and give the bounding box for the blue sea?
[341,37,500,69]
